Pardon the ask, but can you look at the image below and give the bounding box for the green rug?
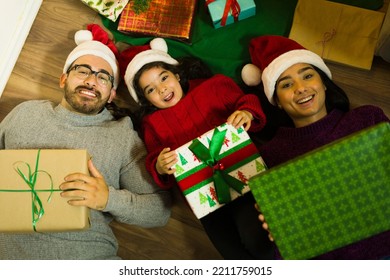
[102,0,383,83]
[103,0,297,82]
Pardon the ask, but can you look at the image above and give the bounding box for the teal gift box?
[207,0,256,29]
[249,122,390,259]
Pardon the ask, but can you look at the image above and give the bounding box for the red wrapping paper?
[118,0,198,43]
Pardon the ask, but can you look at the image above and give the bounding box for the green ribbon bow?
[188,128,245,204]
[12,149,54,231]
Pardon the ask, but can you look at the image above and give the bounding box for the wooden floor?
[0,0,389,260]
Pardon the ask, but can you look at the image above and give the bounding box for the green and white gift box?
[173,123,267,219]
[80,0,129,22]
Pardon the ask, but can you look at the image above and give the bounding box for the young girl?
[242,35,390,259]
[122,38,274,259]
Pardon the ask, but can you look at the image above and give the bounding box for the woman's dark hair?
[313,66,350,113]
[132,56,213,120]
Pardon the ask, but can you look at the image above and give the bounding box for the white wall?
[0,0,42,97]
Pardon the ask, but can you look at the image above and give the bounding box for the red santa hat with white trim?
[241,35,332,105]
[63,24,120,89]
[121,38,178,104]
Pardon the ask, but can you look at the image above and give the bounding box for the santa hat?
[241,35,332,105]
[63,24,120,89]
[122,38,178,104]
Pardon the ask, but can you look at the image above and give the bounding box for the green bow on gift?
[12,150,54,232]
[188,128,245,204]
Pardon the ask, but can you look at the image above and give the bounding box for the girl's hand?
[156,147,178,175]
[227,110,253,131]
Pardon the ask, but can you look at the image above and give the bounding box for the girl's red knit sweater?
[141,74,266,189]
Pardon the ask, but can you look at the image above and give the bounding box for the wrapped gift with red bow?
[117,0,198,43]
[173,123,267,219]
[206,0,256,29]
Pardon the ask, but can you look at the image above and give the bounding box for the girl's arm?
[142,121,177,190]
[213,75,267,132]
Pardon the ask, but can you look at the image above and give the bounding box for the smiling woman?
[274,63,328,128]
[246,35,390,260]
[242,35,350,130]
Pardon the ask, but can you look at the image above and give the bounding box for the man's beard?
[64,83,109,114]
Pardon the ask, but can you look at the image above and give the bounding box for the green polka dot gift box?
[173,123,267,219]
[249,122,390,259]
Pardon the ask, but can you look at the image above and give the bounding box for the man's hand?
[60,159,109,211]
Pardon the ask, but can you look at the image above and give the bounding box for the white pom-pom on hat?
[241,64,262,87]
[74,30,93,45]
[150,38,168,52]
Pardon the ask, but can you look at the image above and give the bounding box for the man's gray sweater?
[0,100,171,259]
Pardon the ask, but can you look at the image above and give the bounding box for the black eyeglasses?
[67,64,114,87]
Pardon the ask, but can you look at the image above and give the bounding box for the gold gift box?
[0,149,91,232]
[289,0,385,70]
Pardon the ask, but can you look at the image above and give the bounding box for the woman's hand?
[60,159,109,211]
[227,110,254,131]
[255,203,274,242]
[258,214,274,242]
[156,147,178,175]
